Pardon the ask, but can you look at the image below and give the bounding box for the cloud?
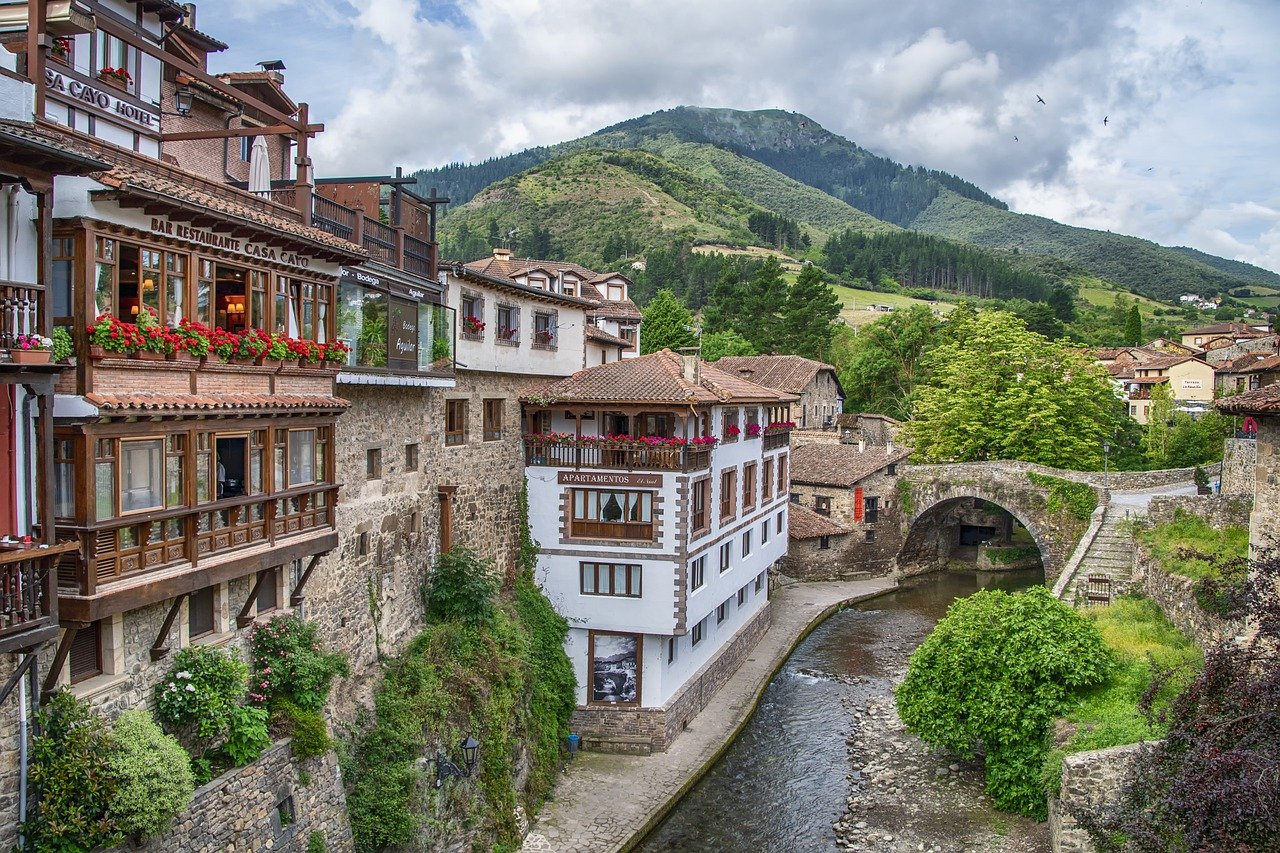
[194,0,1280,273]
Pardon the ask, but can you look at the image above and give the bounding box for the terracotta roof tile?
[464,255,640,318]
[714,355,838,395]
[788,504,853,540]
[85,392,349,413]
[520,349,797,405]
[585,325,631,347]
[789,443,912,488]
[1217,384,1280,414]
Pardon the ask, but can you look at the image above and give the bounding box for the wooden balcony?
[0,543,76,654]
[303,195,438,278]
[1,280,47,350]
[523,436,712,472]
[762,429,792,452]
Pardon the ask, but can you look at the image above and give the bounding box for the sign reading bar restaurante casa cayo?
[150,218,312,270]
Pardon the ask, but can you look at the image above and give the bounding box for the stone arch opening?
[898,496,1048,580]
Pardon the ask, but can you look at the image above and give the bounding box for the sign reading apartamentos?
[557,471,663,488]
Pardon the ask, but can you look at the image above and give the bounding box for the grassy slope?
[831,283,957,328]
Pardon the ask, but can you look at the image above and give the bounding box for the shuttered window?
[69,622,102,684]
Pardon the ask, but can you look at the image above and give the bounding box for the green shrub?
[154,645,249,741]
[222,704,271,766]
[306,831,327,853]
[51,326,74,363]
[23,691,121,851]
[896,586,1113,818]
[425,545,499,626]
[249,615,349,711]
[106,711,195,839]
[1138,511,1249,615]
[272,699,332,760]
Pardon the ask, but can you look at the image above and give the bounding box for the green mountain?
[417,106,1278,303]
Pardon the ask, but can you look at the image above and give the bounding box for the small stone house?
[783,442,911,579]
[715,355,845,430]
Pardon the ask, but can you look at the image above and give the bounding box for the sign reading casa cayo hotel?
[45,68,160,131]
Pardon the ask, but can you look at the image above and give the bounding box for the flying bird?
[1103,116,1109,126]
[1036,95,1046,105]
[1014,136,1019,141]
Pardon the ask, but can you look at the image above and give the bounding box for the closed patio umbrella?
[248,135,271,196]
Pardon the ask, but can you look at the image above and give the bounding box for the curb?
[617,582,900,852]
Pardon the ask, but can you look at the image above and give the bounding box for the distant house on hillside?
[715,355,845,430]
[1216,353,1280,396]
[1103,353,1215,423]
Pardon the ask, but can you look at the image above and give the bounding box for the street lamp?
[1102,441,1112,488]
[434,735,481,788]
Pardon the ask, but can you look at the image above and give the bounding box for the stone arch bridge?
[896,461,1108,582]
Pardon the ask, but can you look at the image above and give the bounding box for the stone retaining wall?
[137,739,352,853]
[572,601,772,753]
[1146,494,1253,528]
[1049,742,1147,853]
[904,460,1216,491]
[1220,439,1257,496]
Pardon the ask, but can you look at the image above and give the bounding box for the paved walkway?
[520,576,898,853]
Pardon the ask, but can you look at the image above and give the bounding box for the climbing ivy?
[896,478,914,517]
[1026,472,1097,521]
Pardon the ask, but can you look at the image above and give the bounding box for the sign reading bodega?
[151,218,311,269]
[45,69,158,130]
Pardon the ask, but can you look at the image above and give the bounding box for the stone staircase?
[1064,509,1137,606]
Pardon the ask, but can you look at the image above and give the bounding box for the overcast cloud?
[201,0,1280,273]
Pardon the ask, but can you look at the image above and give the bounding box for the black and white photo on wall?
[590,631,639,705]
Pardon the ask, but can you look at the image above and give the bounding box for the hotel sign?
[45,69,159,131]
[557,471,663,488]
[150,218,312,270]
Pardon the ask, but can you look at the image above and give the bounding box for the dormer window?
[607,283,625,301]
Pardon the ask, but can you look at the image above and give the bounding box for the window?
[483,399,503,441]
[737,585,748,606]
[53,437,75,517]
[777,455,787,493]
[497,304,519,344]
[761,520,769,544]
[743,463,757,511]
[571,489,654,540]
[120,439,163,513]
[188,585,216,639]
[533,311,556,348]
[887,462,897,475]
[256,568,278,614]
[720,468,737,521]
[722,408,739,443]
[357,531,370,556]
[95,32,133,82]
[667,637,677,665]
[240,135,253,161]
[719,541,732,573]
[405,443,419,471]
[745,407,760,438]
[692,618,705,646]
[69,622,102,684]
[820,536,831,550]
[461,292,484,337]
[815,495,832,515]
[717,600,728,623]
[446,400,468,446]
[289,429,316,485]
[790,492,800,504]
[755,571,766,593]
[366,448,382,480]
[864,496,880,524]
[762,458,773,501]
[742,529,752,557]
[581,562,643,597]
[777,511,784,534]
[607,283,625,301]
[691,478,711,534]
[690,555,706,591]
[865,530,875,543]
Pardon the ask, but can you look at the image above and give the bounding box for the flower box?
[9,348,52,365]
[129,350,166,362]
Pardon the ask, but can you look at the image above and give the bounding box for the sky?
[200,0,1280,273]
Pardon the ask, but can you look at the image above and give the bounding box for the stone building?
[784,441,910,578]
[520,350,795,752]
[716,354,845,430]
[836,412,901,447]
[782,504,855,580]
[1215,352,1280,396]
[1219,385,1280,553]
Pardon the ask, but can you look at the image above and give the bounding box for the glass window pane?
[95,462,114,520]
[166,454,184,507]
[274,447,285,489]
[289,430,315,485]
[94,263,114,316]
[120,440,163,512]
[249,449,263,495]
[55,460,75,517]
[195,452,210,503]
[315,440,326,484]
[583,566,595,593]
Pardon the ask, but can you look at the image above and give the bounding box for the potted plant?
[498,325,518,342]
[1194,465,1212,495]
[51,327,74,363]
[746,422,763,439]
[98,66,131,90]
[50,37,71,64]
[288,337,321,367]
[209,327,240,363]
[322,339,350,366]
[236,328,272,364]
[87,314,139,358]
[257,332,290,368]
[132,305,168,360]
[534,329,554,346]
[462,315,485,336]
[724,424,741,440]
[9,333,53,364]
[173,319,211,363]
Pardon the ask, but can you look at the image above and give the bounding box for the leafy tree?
[903,309,1126,469]
[896,586,1113,818]
[1143,382,1175,466]
[700,329,756,362]
[781,264,842,359]
[639,288,697,354]
[701,260,744,334]
[830,305,940,419]
[1124,304,1143,345]
[738,256,787,352]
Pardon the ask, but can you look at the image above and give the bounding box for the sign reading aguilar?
[557,471,663,488]
[150,218,311,271]
[45,69,159,131]
[388,297,419,370]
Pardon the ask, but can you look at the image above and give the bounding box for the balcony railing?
[1,280,46,349]
[312,194,357,242]
[762,429,792,451]
[404,234,433,277]
[523,436,712,472]
[57,485,337,597]
[362,217,397,264]
[0,544,74,654]
[309,194,438,278]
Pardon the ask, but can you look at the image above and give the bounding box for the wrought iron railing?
[404,234,432,277]
[311,195,357,242]
[362,218,397,264]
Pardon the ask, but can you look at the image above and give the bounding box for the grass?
[1042,595,1203,793]
[1074,276,1169,317]
[829,283,958,328]
[1136,511,1249,580]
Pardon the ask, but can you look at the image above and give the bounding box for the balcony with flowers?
[523,432,718,473]
[762,420,796,452]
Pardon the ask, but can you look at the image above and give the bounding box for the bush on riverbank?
[1041,596,1201,792]
[896,586,1113,818]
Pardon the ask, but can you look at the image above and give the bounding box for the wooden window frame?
[720,467,737,522]
[496,303,520,346]
[755,571,766,592]
[762,458,773,501]
[570,489,655,541]
[446,399,468,446]
[405,443,419,471]
[118,437,165,516]
[742,529,752,557]
[69,621,103,684]
[815,495,832,516]
[743,462,757,511]
[718,540,731,573]
[188,584,217,640]
[716,600,728,624]
[580,562,643,598]
[691,477,710,535]
[690,554,706,591]
[483,399,504,442]
[737,585,747,606]
[366,447,382,480]
[722,408,739,443]
[691,618,705,647]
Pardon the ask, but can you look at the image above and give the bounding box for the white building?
[520,349,796,752]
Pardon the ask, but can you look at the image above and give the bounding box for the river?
[637,569,1050,853]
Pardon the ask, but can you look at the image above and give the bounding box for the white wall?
[445,271,586,377]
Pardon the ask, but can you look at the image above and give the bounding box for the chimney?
[887,439,894,452]
[737,367,754,380]
[493,247,512,261]
[677,347,700,383]
[182,3,196,28]
[858,440,866,453]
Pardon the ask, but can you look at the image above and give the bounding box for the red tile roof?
[585,325,631,347]
[520,349,797,405]
[1217,384,1280,414]
[789,443,911,488]
[85,393,349,413]
[464,254,642,320]
[714,355,839,395]
[788,504,853,540]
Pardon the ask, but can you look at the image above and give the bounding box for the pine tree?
[781,264,842,360]
[639,289,696,354]
[1124,304,1143,346]
[702,262,743,335]
[739,256,786,352]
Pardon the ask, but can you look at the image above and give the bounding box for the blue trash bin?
[567,733,580,756]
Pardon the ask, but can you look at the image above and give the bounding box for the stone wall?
[1220,438,1257,496]
[906,460,1218,491]
[1251,417,1280,553]
[1049,742,1146,853]
[1139,553,1244,650]
[787,468,904,579]
[781,533,868,581]
[571,601,771,753]
[136,739,352,853]
[1146,494,1253,528]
